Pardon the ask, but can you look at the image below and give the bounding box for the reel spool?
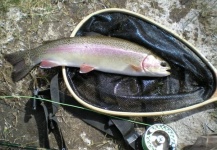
[142,124,177,150]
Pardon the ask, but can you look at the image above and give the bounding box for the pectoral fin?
[80,64,95,73]
[130,64,142,72]
[40,60,60,68]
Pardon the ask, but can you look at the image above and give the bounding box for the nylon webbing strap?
[50,74,59,116]
[110,119,140,149]
[49,74,67,150]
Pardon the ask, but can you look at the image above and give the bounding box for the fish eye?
[160,61,167,67]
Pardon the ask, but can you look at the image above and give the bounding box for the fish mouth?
[165,68,171,75]
[164,70,171,76]
[159,67,171,76]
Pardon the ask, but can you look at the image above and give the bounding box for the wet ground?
[0,0,217,149]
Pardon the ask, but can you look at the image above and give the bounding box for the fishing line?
[0,95,151,126]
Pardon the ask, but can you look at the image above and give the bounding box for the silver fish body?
[4,36,170,81]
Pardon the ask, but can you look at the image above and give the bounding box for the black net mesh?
[66,12,215,112]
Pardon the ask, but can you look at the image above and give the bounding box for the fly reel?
[142,124,177,150]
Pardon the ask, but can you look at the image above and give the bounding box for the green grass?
[0,0,55,14]
[0,0,21,13]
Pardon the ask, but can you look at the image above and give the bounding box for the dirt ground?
[0,0,217,150]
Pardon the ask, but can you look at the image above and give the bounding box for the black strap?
[110,119,139,149]
[49,74,67,150]
[50,74,59,116]
[40,101,51,148]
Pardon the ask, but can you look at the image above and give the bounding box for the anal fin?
[80,64,94,73]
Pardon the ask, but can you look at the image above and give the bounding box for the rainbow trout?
[4,36,170,82]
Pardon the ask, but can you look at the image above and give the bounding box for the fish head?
[142,55,171,76]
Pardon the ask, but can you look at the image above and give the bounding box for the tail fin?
[4,51,34,82]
